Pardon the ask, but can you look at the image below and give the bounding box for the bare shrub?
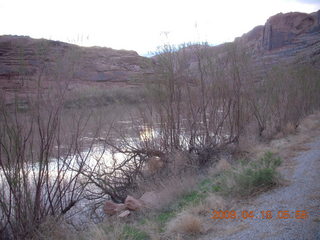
[0,85,104,239]
[0,49,110,239]
[144,156,164,175]
[247,63,320,139]
[138,42,254,172]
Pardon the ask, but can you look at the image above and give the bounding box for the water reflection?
[139,127,155,141]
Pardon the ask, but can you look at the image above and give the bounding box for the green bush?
[218,152,282,197]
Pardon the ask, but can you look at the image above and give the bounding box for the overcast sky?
[0,0,319,55]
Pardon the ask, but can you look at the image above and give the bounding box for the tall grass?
[217,152,282,197]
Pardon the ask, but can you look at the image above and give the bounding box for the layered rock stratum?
[0,10,319,93]
[239,10,320,68]
[179,10,320,77]
[0,35,153,92]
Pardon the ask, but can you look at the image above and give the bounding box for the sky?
[0,0,319,56]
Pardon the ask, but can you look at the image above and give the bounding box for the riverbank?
[39,113,320,240]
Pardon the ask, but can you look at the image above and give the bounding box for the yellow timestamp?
[210,210,309,220]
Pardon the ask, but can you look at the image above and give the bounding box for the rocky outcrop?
[103,201,126,215]
[1,10,319,92]
[261,11,319,51]
[139,191,160,209]
[124,195,144,211]
[0,35,153,85]
[237,10,320,52]
[154,11,320,83]
[256,11,320,72]
[104,191,161,217]
[118,210,131,218]
[237,11,320,69]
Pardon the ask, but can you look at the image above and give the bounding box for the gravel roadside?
[201,134,320,240]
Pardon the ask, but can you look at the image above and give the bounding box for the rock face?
[103,191,160,218]
[238,10,320,69]
[117,210,131,218]
[124,195,144,211]
[139,191,160,209]
[238,10,320,52]
[177,10,320,79]
[0,35,153,84]
[1,10,319,92]
[103,201,126,216]
[261,11,319,51]
[152,11,320,84]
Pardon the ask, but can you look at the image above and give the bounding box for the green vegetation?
[35,150,283,239]
[156,210,176,225]
[179,152,282,199]
[217,152,282,197]
[122,225,150,240]
[122,152,282,237]
[176,191,205,209]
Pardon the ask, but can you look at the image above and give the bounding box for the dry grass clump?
[298,111,320,132]
[188,194,226,216]
[247,112,320,161]
[165,194,226,238]
[86,219,150,240]
[215,158,232,172]
[282,122,297,135]
[87,222,123,240]
[250,112,320,158]
[157,175,198,205]
[205,157,233,178]
[88,225,111,240]
[32,217,80,240]
[138,220,163,240]
[167,212,203,235]
[135,174,198,210]
[234,112,320,165]
[217,152,282,197]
